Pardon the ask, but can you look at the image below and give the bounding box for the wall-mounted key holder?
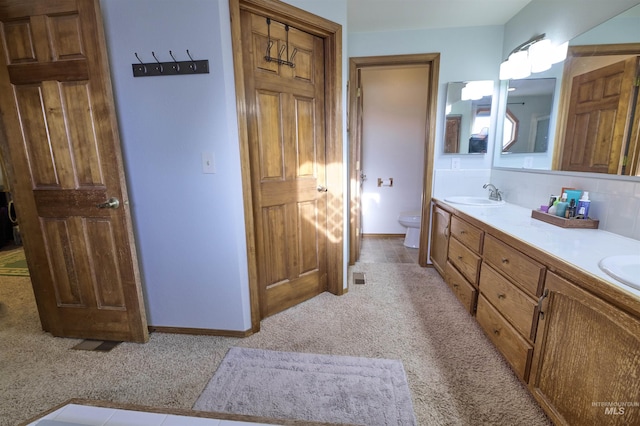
[132,50,209,77]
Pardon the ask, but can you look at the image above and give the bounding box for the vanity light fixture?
[499,33,568,80]
[460,80,494,101]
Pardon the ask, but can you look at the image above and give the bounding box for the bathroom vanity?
[430,198,640,426]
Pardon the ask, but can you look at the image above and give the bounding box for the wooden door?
[349,67,364,264]
[0,0,148,342]
[240,11,327,318]
[530,272,640,425]
[561,57,639,174]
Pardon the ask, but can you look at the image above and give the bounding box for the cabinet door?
[530,272,640,425]
[430,204,450,277]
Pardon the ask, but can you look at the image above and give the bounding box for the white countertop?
[438,199,640,300]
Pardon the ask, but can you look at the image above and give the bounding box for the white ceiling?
[347,0,533,33]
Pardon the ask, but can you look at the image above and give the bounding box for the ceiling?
[347,0,533,33]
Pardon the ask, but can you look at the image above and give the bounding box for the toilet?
[398,211,421,248]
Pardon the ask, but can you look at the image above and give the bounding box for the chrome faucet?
[483,183,503,201]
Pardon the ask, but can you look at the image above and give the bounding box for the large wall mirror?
[443,80,494,154]
[493,3,640,176]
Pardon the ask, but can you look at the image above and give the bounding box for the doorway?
[348,54,440,267]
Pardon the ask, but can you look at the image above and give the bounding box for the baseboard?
[362,233,405,239]
[148,326,253,338]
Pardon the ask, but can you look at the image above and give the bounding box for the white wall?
[101,0,250,330]
[99,0,348,329]
[360,66,428,234]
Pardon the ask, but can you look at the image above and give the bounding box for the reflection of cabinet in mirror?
[556,44,640,175]
[445,115,461,153]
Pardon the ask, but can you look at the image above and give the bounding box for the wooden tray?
[531,209,599,229]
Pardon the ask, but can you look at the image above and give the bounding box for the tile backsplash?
[490,169,640,241]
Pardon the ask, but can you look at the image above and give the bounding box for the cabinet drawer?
[450,216,483,253]
[445,261,477,314]
[476,294,533,382]
[448,236,481,285]
[479,264,538,341]
[483,234,545,297]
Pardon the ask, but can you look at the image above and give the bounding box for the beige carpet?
[0,263,551,426]
[194,347,417,424]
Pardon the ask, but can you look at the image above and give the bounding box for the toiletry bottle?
[577,191,591,219]
[566,199,576,218]
[556,193,569,217]
[548,197,558,215]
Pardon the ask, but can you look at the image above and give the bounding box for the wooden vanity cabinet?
[476,235,544,382]
[444,215,483,314]
[429,203,450,277]
[430,199,640,424]
[530,272,640,426]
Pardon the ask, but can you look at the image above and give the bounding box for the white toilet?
[398,211,421,248]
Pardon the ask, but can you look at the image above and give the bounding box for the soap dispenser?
[577,191,591,219]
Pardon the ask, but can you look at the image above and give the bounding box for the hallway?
[357,236,419,264]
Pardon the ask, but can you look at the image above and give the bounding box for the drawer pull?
[460,230,466,234]
[452,283,459,288]
[493,328,500,336]
[501,257,509,264]
[457,255,463,260]
[497,293,506,299]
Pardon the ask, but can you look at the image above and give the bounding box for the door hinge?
[357,87,361,97]
[635,76,640,87]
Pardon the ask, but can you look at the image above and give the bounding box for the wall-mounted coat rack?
[132,50,209,77]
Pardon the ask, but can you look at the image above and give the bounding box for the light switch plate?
[451,157,460,170]
[523,156,534,168]
[202,152,215,174]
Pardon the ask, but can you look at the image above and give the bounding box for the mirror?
[502,78,556,154]
[493,4,640,175]
[444,80,494,154]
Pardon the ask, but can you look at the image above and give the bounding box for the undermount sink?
[598,255,640,290]
[444,196,505,206]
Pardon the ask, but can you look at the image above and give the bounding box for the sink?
[598,255,640,290]
[444,196,505,206]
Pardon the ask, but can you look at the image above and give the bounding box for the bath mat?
[0,248,29,276]
[193,347,417,425]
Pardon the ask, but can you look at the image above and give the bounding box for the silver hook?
[134,52,147,74]
[151,51,164,73]
[169,50,180,72]
[186,49,197,71]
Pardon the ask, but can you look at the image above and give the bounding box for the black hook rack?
[132,50,209,77]
[264,18,297,68]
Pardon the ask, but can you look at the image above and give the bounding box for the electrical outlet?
[202,152,215,174]
[451,157,461,170]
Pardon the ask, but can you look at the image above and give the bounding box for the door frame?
[348,54,440,266]
[228,0,344,332]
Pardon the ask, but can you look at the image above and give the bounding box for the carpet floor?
[0,263,551,426]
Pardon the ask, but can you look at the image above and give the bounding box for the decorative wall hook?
[132,50,209,77]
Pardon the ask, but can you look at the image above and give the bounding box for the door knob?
[317,185,328,193]
[97,197,120,209]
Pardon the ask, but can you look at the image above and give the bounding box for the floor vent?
[353,272,366,285]
[72,340,121,352]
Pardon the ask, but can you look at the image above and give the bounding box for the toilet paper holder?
[377,178,393,187]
